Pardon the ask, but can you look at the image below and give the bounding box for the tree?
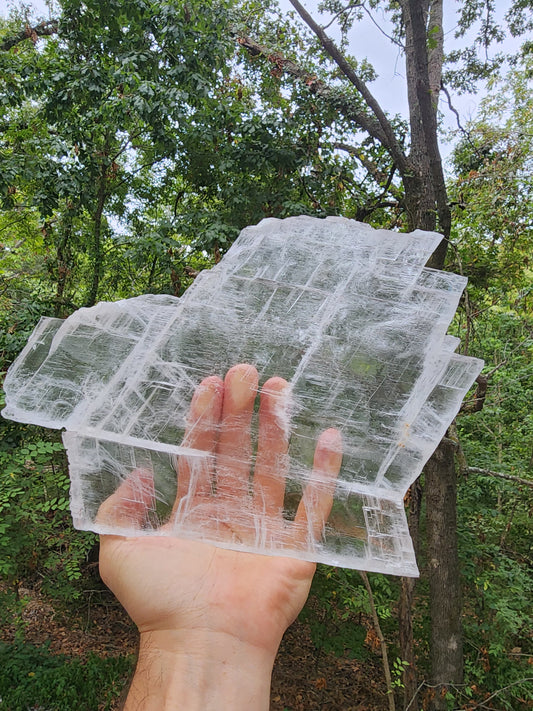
[1,1,531,708]
[231,2,531,707]
[1,0,241,309]
[444,53,533,711]
[233,3,449,706]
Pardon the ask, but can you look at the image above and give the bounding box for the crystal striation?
[2,217,484,576]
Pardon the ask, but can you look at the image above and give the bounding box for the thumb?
[96,468,155,529]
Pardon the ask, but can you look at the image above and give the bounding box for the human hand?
[98,364,342,710]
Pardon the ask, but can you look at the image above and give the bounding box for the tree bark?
[401,7,463,701]
[402,0,450,255]
[399,478,423,710]
[86,165,107,307]
[425,438,463,710]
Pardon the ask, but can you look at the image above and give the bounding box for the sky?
[278,0,519,161]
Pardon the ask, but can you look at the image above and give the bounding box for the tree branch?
[440,82,469,135]
[0,20,58,52]
[236,34,390,148]
[361,4,404,49]
[404,0,450,242]
[460,374,488,414]
[287,0,410,174]
[360,572,396,711]
[465,468,533,489]
[427,0,444,100]
[460,357,511,414]
[332,142,405,207]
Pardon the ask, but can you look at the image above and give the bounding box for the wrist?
[124,629,277,711]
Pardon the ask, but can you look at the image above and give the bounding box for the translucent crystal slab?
[2,217,483,576]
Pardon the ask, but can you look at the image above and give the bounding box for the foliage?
[449,56,533,517]
[301,567,369,660]
[448,57,533,297]
[0,415,97,600]
[448,54,533,711]
[0,1,532,709]
[457,473,533,709]
[0,291,97,602]
[0,641,133,711]
[302,566,398,661]
[444,0,531,92]
[1,0,239,308]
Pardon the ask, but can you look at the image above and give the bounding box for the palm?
[99,364,341,655]
[100,534,316,654]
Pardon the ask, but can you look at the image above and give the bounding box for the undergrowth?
[0,641,133,711]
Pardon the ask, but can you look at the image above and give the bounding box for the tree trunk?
[245,5,464,706]
[399,478,423,710]
[401,4,464,704]
[86,163,107,307]
[425,437,463,710]
[54,218,73,317]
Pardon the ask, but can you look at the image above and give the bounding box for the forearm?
[123,629,277,711]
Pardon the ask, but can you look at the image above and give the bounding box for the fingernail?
[226,364,258,408]
[192,377,223,418]
[262,377,292,436]
[317,428,343,470]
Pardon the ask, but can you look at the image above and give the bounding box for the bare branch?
[322,3,359,31]
[286,0,410,173]
[334,140,386,176]
[361,4,403,49]
[0,20,58,52]
[440,82,467,135]
[440,79,493,170]
[360,571,396,711]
